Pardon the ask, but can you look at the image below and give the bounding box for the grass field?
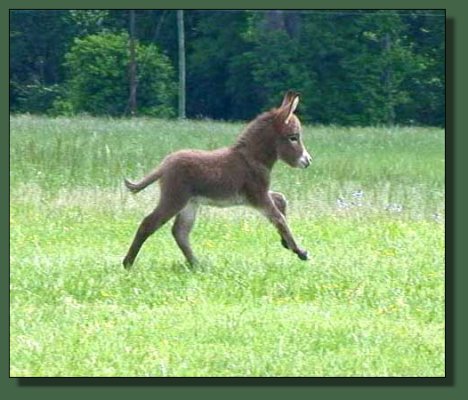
[10,115,445,377]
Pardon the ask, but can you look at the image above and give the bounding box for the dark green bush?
[62,32,176,117]
[10,80,63,114]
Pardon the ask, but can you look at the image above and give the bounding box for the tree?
[186,10,253,119]
[128,10,137,116]
[10,10,75,113]
[61,32,176,117]
[398,11,445,125]
[177,10,186,119]
[9,9,445,125]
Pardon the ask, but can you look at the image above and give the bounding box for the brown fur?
[123,90,312,268]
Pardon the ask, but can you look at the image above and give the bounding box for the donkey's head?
[273,91,312,169]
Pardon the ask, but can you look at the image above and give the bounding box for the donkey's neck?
[234,140,277,171]
[232,113,278,171]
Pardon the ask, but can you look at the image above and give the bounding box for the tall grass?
[10,115,444,216]
[10,115,445,377]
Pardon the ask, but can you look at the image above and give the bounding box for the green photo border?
[3,0,465,398]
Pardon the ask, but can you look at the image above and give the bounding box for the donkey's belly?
[194,195,247,208]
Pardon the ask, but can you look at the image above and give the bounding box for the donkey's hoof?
[281,238,289,249]
[122,257,133,269]
[297,250,309,261]
[187,258,199,268]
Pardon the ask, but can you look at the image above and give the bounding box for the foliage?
[9,10,445,125]
[234,29,309,119]
[67,10,110,36]
[10,80,63,114]
[9,10,76,113]
[186,11,254,119]
[61,32,176,117]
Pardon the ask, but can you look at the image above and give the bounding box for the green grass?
[10,115,445,377]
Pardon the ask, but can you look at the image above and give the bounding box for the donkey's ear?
[280,93,300,124]
[280,90,297,108]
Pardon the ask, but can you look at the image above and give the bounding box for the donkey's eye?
[288,135,299,142]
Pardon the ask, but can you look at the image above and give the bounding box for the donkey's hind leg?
[172,201,199,265]
[123,196,189,269]
[269,191,290,250]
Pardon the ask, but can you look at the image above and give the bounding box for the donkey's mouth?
[297,152,313,168]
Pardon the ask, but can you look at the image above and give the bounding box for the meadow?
[10,115,445,377]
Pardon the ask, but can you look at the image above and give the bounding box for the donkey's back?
[126,147,248,200]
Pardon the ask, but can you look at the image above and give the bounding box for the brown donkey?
[123,90,312,268]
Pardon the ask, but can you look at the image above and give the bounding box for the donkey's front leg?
[259,195,309,261]
[269,191,291,250]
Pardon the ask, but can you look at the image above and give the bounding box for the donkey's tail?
[124,166,163,194]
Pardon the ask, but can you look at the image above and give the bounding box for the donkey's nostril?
[299,151,312,168]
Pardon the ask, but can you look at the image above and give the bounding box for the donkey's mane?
[233,110,277,150]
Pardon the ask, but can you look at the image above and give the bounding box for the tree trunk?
[177,10,186,119]
[129,10,137,116]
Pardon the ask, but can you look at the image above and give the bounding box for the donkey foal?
[123,90,313,268]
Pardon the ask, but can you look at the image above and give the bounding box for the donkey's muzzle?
[298,151,313,168]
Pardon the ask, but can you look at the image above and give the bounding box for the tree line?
[10,10,445,126]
